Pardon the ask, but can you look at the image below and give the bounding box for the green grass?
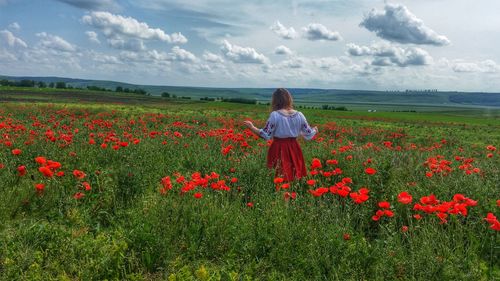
[0,91,499,280]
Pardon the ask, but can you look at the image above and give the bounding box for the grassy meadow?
[0,89,499,280]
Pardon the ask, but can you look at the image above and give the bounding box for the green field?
[0,89,499,280]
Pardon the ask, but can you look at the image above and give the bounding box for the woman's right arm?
[243,112,276,140]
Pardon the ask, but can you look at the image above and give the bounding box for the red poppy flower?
[246,202,254,207]
[17,165,27,176]
[306,179,316,186]
[35,183,45,192]
[274,177,284,184]
[73,169,86,179]
[38,166,54,177]
[484,213,497,224]
[343,233,350,240]
[342,177,353,184]
[365,167,377,175]
[194,192,203,199]
[384,210,394,217]
[82,182,91,191]
[11,149,22,155]
[326,159,338,165]
[401,226,408,232]
[491,221,500,231]
[311,158,322,169]
[397,192,413,204]
[378,201,390,209]
[35,156,47,165]
[284,192,297,200]
[73,192,85,200]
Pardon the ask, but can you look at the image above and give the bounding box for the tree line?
[0,79,149,95]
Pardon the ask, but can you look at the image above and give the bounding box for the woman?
[243,88,318,181]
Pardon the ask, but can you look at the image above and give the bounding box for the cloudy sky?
[1,0,499,91]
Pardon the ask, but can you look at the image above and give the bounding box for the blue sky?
[1,0,499,91]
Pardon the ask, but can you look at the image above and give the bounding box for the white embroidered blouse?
[258,110,316,140]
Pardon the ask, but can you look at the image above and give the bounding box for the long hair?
[271,88,293,111]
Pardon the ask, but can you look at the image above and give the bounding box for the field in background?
[0,89,499,280]
[2,75,500,111]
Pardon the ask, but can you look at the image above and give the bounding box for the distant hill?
[1,75,500,108]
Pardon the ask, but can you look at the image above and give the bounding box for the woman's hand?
[243,120,261,136]
[313,126,319,134]
[243,120,254,129]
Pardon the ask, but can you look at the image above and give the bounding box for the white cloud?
[0,49,17,61]
[302,23,342,41]
[360,3,450,46]
[169,46,197,62]
[107,38,145,51]
[203,51,224,63]
[170,32,188,44]
[82,11,187,44]
[85,31,100,44]
[8,22,20,31]
[346,42,433,67]
[0,30,27,48]
[55,0,120,11]
[281,56,307,69]
[274,45,292,55]
[220,40,269,64]
[87,50,120,64]
[270,21,297,39]
[452,60,499,73]
[313,57,344,70]
[346,43,371,56]
[36,32,76,52]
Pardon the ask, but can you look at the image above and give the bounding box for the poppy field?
[0,100,499,280]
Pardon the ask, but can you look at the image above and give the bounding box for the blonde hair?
[271,88,293,111]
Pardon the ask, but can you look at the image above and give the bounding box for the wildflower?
[311,158,322,169]
[284,192,297,200]
[17,165,27,176]
[378,201,390,209]
[397,192,413,204]
[35,183,45,192]
[306,179,316,186]
[73,169,86,179]
[82,182,91,191]
[35,156,47,165]
[365,167,377,175]
[73,192,85,200]
[39,166,54,177]
[11,149,22,155]
[194,192,203,199]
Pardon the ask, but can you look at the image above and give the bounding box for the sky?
[1,0,500,91]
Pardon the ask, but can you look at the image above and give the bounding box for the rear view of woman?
[243,88,318,181]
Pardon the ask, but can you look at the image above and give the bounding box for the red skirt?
[267,137,307,181]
